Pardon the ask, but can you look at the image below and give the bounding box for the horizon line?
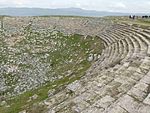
[0,7,150,14]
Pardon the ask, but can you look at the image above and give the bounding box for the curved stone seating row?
[98,30,126,67]
[114,30,143,61]
[124,27,150,54]
[100,33,115,44]
[121,30,147,55]
[98,35,112,47]
[101,33,118,43]
[98,29,135,68]
[42,24,150,113]
[98,25,150,69]
[45,57,150,113]
[123,27,150,55]
[98,23,149,70]
[107,30,135,61]
[89,23,150,78]
[117,27,148,59]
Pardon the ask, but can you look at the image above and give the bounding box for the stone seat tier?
[99,34,114,45]
[42,23,150,113]
[45,56,150,113]
[99,31,135,68]
[116,29,146,58]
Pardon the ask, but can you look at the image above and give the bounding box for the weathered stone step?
[42,23,150,113]
[116,29,147,57]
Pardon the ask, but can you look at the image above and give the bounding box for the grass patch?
[0,25,103,113]
[0,63,90,113]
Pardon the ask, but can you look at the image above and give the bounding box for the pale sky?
[0,0,150,13]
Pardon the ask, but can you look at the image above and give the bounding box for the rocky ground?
[0,16,105,113]
[0,16,150,113]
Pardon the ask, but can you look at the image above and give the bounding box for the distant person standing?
[129,15,135,20]
[133,15,135,20]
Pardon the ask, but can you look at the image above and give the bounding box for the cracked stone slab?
[67,80,82,92]
[107,105,128,113]
[140,74,150,85]
[117,95,140,113]
[93,95,115,109]
[143,93,150,106]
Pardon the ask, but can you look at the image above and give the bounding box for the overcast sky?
[0,0,150,13]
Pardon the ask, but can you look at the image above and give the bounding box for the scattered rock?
[48,109,55,113]
[0,101,7,106]
[97,54,101,59]
[87,54,94,62]
[28,94,38,102]
[48,89,56,97]
[19,110,26,113]
[32,94,38,100]
[94,54,97,60]
[67,80,81,92]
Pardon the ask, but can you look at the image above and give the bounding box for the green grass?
[0,27,103,113]
[0,63,90,113]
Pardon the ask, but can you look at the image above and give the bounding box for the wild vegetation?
[0,16,103,113]
[1,16,150,113]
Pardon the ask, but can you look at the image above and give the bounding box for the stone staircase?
[42,23,150,113]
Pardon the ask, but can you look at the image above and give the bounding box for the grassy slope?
[0,27,104,113]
